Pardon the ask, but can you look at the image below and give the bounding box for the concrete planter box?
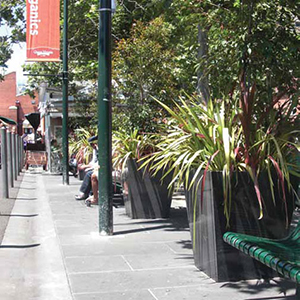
[185,171,298,282]
[124,158,173,219]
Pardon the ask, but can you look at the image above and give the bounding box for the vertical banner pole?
[13,133,18,181]
[7,131,14,188]
[1,128,9,199]
[62,0,69,185]
[45,114,52,172]
[21,136,24,170]
[17,136,20,175]
[20,136,23,171]
[98,0,113,235]
[19,136,22,172]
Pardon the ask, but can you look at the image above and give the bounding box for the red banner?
[26,0,60,62]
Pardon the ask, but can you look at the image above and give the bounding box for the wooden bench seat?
[223,221,300,296]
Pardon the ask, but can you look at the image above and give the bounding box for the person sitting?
[75,136,98,200]
[85,168,99,206]
[85,167,123,208]
[77,138,98,175]
[69,153,78,177]
[75,169,94,200]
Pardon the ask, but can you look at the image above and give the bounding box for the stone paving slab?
[47,173,300,299]
[0,169,298,300]
[69,266,208,294]
[61,239,175,257]
[150,282,297,300]
[73,290,156,300]
[123,252,194,270]
[0,171,72,300]
[65,255,132,273]
[165,240,193,255]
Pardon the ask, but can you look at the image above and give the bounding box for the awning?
[25,113,40,131]
[0,116,17,125]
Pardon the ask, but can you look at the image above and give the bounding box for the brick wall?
[0,72,16,117]
[0,72,38,134]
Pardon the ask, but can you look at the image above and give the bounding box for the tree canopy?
[5,0,299,130]
[0,0,25,79]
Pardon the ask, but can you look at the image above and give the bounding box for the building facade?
[0,72,38,134]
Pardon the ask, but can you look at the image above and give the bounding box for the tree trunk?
[197,25,210,104]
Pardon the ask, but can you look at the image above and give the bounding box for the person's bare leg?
[90,172,98,204]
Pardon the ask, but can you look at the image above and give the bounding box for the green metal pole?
[98,0,113,235]
[1,128,9,199]
[62,0,69,185]
[19,136,23,171]
[7,131,14,188]
[17,136,20,175]
[13,133,17,180]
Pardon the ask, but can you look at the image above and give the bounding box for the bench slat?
[223,222,300,284]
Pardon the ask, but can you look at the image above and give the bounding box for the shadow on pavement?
[0,172,25,245]
[221,278,297,299]
[114,207,189,236]
[245,296,296,300]
[176,239,192,249]
[0,243,40,249]
[114,224,173,235]
[0,214,38,217]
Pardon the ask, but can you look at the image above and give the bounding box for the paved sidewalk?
[0,168,297,299]
[0,171,23,244]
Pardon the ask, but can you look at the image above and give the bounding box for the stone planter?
[123,158,173,219]
[185,171,298,282]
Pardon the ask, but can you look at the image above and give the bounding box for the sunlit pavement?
[0,167,297,300]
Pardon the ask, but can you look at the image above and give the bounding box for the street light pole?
[62,0,69,185]
[98,0,113,235]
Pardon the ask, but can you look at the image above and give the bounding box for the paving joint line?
[148,288,159,300]
[121,254,135,271]
[68,265,197,275]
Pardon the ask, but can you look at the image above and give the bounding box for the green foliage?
[142,94,300,225]
[69,127,96,164]
[141,96,237,186]
[168,0,300,106]
[112,17,181,132]
[0,37,13,71]
[23,62,62,97]
[0,0,25,79]
[14,0,299,138]
[112,129,162,171]
[112,0,172,40]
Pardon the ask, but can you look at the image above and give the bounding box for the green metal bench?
[223,221,300,297]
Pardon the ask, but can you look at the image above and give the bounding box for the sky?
[6,43,27,85]
[0,24,27,86]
